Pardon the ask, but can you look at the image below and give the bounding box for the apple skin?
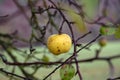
[47,34,72,55]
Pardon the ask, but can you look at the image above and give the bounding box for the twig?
[58,20,65,34]
[0,68,30,80]
[74,58,82,80]
[0,15,8,18]
[0,53,120,66]
[76,31,92,42]
[76,34,102,54]
[108,60,115,79]
[107,77,120,80]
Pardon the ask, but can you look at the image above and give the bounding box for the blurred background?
[0,0,120,47]
[0,0,120,80]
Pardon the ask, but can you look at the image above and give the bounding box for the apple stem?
[59,20,65,34]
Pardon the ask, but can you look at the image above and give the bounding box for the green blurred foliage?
[60,64,75,80]
[100,26,116,35]
[115,26,120,38]
[80,0,99,18]
[41,55,49,62]
[60,4,87,33]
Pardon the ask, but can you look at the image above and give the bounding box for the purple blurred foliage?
[0,0,120,47]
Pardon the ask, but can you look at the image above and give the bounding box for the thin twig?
[74,58,82,80]
[0,53,120,66]
[108,60,115,79]
[107,76,120,80]
[0,68,30,80]
[76,31,92,42]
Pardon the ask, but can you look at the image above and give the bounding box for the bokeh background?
[0,0,120,80]
[0,0,120,46]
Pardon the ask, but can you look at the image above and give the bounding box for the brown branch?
[107,77,120,80]
[0,68,31,80]
[108,60,115,79]
[76,34,102,54]
[0,53,120,66]
[74,58,82,80]
[0,15,8,18]
[76,31,92,42]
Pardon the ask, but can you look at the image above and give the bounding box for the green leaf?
[60,64,75,80]
[114,26,120,38]
[99,26,116,35]
[80,0,99,18]
[62,5,87,32]
[41,55,49,62]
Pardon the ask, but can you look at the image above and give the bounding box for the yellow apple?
[47,34,72,55]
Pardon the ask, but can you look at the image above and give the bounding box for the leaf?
[62,5,87,32]
[60,64,75,80]
[41,55,49,62]
[99,26,116,35]
[114,26,120,38]
[80,0,99,18]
